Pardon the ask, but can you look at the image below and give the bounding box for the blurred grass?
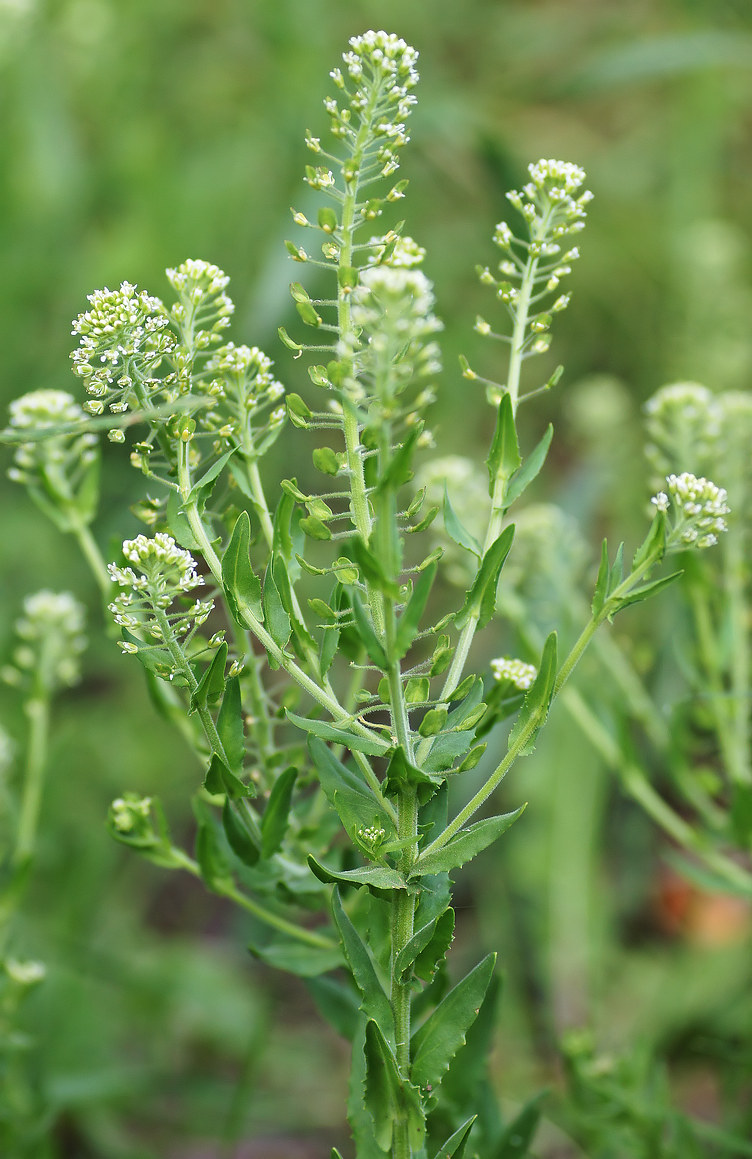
[2,0,752,1154]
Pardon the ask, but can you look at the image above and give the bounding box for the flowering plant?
[0,29,740,1159]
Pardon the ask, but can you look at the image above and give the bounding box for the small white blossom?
[652,472,730,551]
[491,657,538,691]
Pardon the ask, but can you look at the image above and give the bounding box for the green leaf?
[507,632,557,756]
[286,710,390,757]
[308,856,407,893]
[350,592,388,669]
[443,486,482,558]
[204,754,252,800]
[222,798,260,866]
[504,423,554,509]
[248,936,342,977]
[394,906,455,984]
[612,570,683,615]
[306,975,360,1042]
[410,953,496,1093]
[189,642,227,713]
[261,766,297,857]
[165,488,202,550]
[349,536,400,599]
[332,888,395,1039]
[591,538,610,618]
[424,730,477,774]
[395,561,438,658]
[217,675,244,774]
[383,747,441,805]
[263,560,292,649]
[492,1091,545,1158]
[365,1020,425,1153]
[632,507,667,573]
[430,1116,477,1159]
[194,802,233,890]
[410,808,526,879]
[222,511,264,627]
[486,391,520,496]
[375,425,421,494]
[455,525,515,631]
[186,447,236,504]
[308,736,394,845]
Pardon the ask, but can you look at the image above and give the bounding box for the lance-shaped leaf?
[486,391,521,496]
[443,486,482,558]
[365,1020,425,1154]
[248,935,342,977]
[222,798,260,866]
[611,570,683,617]
[189,642,227,713]
[332,888,395,1040]
[222,511,264,627]
[410,953,496,1093]
[430,1116,477,1159]
[504,423,553,510]
[350,535,400,599]
[395,561,438,659]
[394,906,455,984]
[308,736,394,845]
[409,808,526,879]
[165,489,202,550]
[263,558,291,649]
[455,524,515,631]
[194,800,233,891]
[350,591,388,669]
[308,856,406,894]
[507,632,557,756]
[261,766,298,857]
[204,754,253,800]
[375,424,422,493]
[492,1091,546,1158]
[186,447,236,504]
[286,710,390,757]
[217,675,244,773]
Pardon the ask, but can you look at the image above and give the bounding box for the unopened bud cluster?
[166,259,235,373]
[351,266,442,403]
[651,472,730,550]
[200,342,286,450]
[2,590,87,694]
[490,657,538,691]
[108,534,213,649]
[644,382,721,487]
[7,389,97,490]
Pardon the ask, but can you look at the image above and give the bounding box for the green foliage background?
[2,0,752,1155]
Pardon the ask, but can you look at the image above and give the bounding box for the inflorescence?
[108,533,213,650]
[651,472,730,550]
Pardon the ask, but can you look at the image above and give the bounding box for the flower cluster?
[490,657,538,691]
[108,534,213,648]
[199,343,286,453]
[2,590,87,694]
[166,260,235,375]
[651,472,730,550]
[644,382,721,487]
[351,266,442,402]
[70,282,174,417]
[7,389,97,488]
[368,233,426,269]
[505,159,592,248]
[475,159,591,367]
[310,31,418,192]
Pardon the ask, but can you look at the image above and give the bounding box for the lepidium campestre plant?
[0,30,734,1159]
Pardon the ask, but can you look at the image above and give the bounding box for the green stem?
[13,696,50,868]
[562,686,752,894]
[69,517,111,599]
[686,578,739,781]
[722,523,751,784]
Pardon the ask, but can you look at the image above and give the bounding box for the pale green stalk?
[13,696,49,869]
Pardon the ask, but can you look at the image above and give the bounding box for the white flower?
[652,472,730,551]
[491,657,538,691]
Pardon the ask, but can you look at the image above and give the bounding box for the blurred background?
[1,0,752,1155]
